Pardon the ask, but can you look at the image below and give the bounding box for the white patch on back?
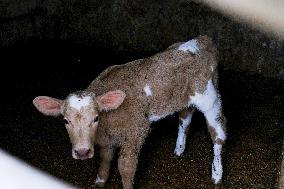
[212,144,222,184]
[144,84,153,96]
[178,39,199,54]
[211,66,214,72]
[188,80,226,141]
[95,175,105,183]
[174,113,193,156]
[68,96,92,111]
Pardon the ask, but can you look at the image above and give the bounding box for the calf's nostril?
[74,150,80,156]
[75,148,91,157]
[86,149,91,155]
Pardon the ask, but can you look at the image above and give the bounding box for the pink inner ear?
[98,90,126,111]
[101,94,120,105]
[38,98,59,109]
[34,96,62,116]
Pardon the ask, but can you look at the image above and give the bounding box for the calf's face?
[33,90,126,160]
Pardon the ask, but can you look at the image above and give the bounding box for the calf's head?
[33,90,126,160]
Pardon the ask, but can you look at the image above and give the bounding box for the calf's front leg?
[95,146,114,187]
[118,146,140,189]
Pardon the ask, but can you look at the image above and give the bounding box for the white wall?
[0,150,76,189]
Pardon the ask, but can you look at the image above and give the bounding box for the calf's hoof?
[213,183,224,189]
[174,149,183,157]
[95,182,105,188]
[95,175,106,188]
[174,145,185,156]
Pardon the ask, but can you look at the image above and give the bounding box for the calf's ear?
[33,96,63,116]
[96,90,126,111]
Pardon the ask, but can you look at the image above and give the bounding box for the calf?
[33,35,226,189]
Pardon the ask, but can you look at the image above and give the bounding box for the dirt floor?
[0,40,283,189]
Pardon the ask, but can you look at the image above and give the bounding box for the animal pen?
[0,0,283,188]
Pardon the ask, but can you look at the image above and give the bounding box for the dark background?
[0,0,283,188]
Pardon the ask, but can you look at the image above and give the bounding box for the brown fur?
[33,35,225,189]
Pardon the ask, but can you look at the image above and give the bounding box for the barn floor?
[0,40,283,189]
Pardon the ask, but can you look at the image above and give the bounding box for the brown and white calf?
[33,35,226,189]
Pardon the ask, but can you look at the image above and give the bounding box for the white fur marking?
[174,114,193,156]
[189,80,217,111]
[211,66,214,72]
[188,80,225,184]
[148,113,170,123]
[212,144,222,184]
[189,80,226,141]
[178,39,199,54]
[205,102,226,141]
[69,96,92,111]
[144,84,153,96]
[95,175,105,183]
[148,115,162,122]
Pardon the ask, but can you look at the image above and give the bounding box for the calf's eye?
[94,116,99,123]
[63,119,69,125]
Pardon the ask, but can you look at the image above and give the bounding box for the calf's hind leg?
[206,108,226,189]
[190,80,226,188]
[174,107,195,156]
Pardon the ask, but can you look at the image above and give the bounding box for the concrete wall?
[0,0,283,77]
